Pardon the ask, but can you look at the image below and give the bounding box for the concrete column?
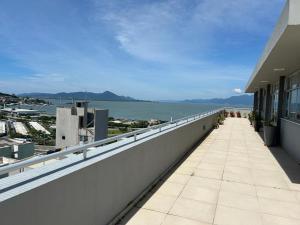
[264,84,272,121]
[258,88,264,119]
[254,91,258,113]
[276,76,286,144]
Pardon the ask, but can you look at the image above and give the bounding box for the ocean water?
[21,99,224,121]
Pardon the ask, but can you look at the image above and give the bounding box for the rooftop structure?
[56,101,108,149]
[13,122,28,135]
[1,108,39,116]
[246,0,300,162]
[0,139,35,160]
[29,122,50,134]
[0,121,6,135]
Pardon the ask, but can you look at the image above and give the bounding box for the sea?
[20,99,231,121]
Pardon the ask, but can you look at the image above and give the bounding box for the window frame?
[285,70,300,123]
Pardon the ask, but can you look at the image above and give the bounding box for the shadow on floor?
[256,129,300,184]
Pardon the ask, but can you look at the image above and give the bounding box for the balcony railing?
[0,108,225,177]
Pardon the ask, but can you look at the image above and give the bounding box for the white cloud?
[0,0,286,99]
[95,0,284,63]
[233,88,243,94]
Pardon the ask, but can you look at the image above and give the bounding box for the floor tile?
[256,186,298,203]
[223,167,253,184]
[262,214,300,225]
[218,190,260,211]
[121,208,166,225]
[197,162,224,171]
[214,205,263,225]
[161,215,210,225]
[187,176,221,190]
[259,197,300,220]
[175,166,195,176]
[221,180,256,196]
[252,170,289,189]
[170,197,216,223]
[138,193,177,213]
[180,185,219,204]
[155,181,185,197]
[166,173,191,185]
[194,168,223,180]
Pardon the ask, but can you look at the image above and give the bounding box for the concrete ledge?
[0,112,218,225]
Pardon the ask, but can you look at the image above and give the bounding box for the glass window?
[271,84,279,123]
[285,70,300,122]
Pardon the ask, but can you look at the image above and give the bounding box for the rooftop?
[120,118,300,225]
[246,0,300,92]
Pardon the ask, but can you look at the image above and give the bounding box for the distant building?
[0,157,17,178]
[0,139,35,160]
[1,108,39,116]
[0,121,6,136]
[56,101,108,149]
[148,119,160,126]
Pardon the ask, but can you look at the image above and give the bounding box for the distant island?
[19,92,253,105]
[0,92,17,98]
[19,91,141,102]
[0,92,48,105]
[182,94,253,106]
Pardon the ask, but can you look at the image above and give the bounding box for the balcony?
[1,113,300,225]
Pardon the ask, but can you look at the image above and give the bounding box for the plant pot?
[263,125,276,147]
[253,120,261,132]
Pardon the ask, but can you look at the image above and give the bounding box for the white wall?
[281,118,300,163]
[0,112,219,225]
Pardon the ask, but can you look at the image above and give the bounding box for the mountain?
[183,95,253,106]
[19,91,138,102]
[0,92,17,98]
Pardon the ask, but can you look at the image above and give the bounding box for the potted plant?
[263,120,276,147]
[248,112,254,125]
[224,111,229,118]
[252,112,261,132]
[218,114,225,125]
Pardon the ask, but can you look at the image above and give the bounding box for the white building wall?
[55,108,79,149]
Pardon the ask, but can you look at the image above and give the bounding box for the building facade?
[56,101,108,149]
[0,140,34,160]
[246,0,300,161]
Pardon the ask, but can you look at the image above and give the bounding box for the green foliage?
[217,114,225,125]
[0,113,5,120]
[108,128,129,137]
[131,120,149,128]
[25,122,55,146]
[108,121,129,128]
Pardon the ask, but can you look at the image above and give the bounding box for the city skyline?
[0,0,285,100]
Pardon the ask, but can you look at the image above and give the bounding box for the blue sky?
[0,0,285,100]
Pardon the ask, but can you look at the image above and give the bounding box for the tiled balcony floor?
[119,118,300,225]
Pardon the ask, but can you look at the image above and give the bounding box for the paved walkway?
[120,118,300,225]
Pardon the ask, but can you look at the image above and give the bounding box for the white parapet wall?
[0,112,219,225]
[29,122,50,134]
